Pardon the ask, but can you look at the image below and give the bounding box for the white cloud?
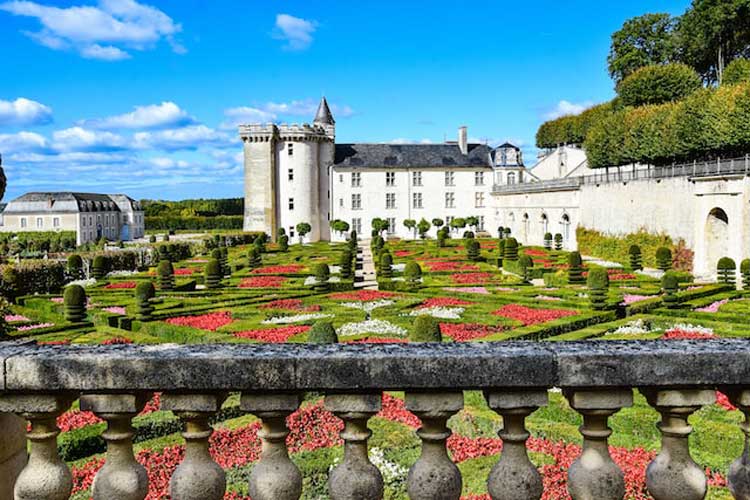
[80,102,195,130]
[133,125,235,151]
[0,131,48,152]
[221,99,354,128]
[221,106,277,129]
[0,98,53,126]
[0,0,184,60]
[273,14,316,51]
[543,100,593,121]
[389,138,434,145]
[52,126,127,152]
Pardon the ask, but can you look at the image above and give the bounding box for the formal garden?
[0,225,749,500]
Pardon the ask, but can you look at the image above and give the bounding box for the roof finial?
[314,97,335,125]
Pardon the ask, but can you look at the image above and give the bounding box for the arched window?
[507,172,516,185]
[541,213,549,234]
[561,213,571,241]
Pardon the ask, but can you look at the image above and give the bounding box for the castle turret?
[314,97,335,240]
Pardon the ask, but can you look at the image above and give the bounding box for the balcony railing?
[1,340,750,499]
[493,155,750,194]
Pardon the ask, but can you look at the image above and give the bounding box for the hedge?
[536,102,614,148]
[0,231,77,254]
[576,227,675,269]
[0,261,67,299]
[145,216,243,231]
[615,63,702,108]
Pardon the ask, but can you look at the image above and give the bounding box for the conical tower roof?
[314,97,335,125]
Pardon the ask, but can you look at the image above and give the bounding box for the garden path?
[356,240,378,290]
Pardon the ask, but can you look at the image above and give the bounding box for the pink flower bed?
[232,325,310,343]
[330,290,398,301]
[174,268,197,275]
[695,299,729,313]
[425,261,479,272]
[440,323,505,341]
[165,311,233,331]
[621,294,653,305]
[443,286,490,294]
[50,297,64,303]
[252,265,305,274]
[419,297,474,308]
[4,314,29,322]
[104,282,137,289]
[259,298,321,312]
[239,276,288,288]
[102,306,127,315]
[492,304,577,326]
[394,250,413,257]
[17,322,54,331]
[451,273,494,285]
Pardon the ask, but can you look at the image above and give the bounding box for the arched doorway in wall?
[560,214,571,244]
[541,213,549,236]
[705,208,729,272]
[522,213,530,243]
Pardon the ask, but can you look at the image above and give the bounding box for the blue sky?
[0,0,689,201]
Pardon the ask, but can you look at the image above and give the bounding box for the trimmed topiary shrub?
[629,245,643,271]
[741,259,750,291]
[248,247,262,270]
[437,230,447,248]
[205,259,223,289]
[312,263,330,292]
[661,271,680,308]
[308,321,338,344]
[157,260,174,290]
[253,236,266,254]
[149,234,157,243]
[498,227,505,239]
[278,235,289,252]
[404,261,422,291]
[504,238,519,262]
[568,252,585,284]
[135,281,155,321]
[519,255,534,282]
[463,231,475,239]
[587,267,609,310]
[67,254,84,280]
[163,234,170,242]
[656,247,672,272]
[410,315,442,342]
[467,239,481,262]
[379,252,393,278]
[92,255,109,280]
[64,284,87,322]
[340,249,353,279]
[544,233,553,250]
[554,233,563,251]
[497,239,505,268]
[717,257,737,285]
[348,230,358,251]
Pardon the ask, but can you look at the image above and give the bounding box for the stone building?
[0,192,145,246]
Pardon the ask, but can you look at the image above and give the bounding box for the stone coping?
[1,339,749,392]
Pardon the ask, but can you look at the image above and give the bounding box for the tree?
[417,218,431,240]
[723,57,750,85]
[449,218,466,234]
[403,219,417,239]
[431,218,444,230]
[608,13,678,83]
[677,0,750,84]
[371,218,389,236]
[296,222,312,244]
[465,216,479,232]
[616,63,702,107]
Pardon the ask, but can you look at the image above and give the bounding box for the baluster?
[0,412,27,498]
[80,393,150,500]
[643,388,715,500]
[405,391,463,500]
[485,390,548,500]
[725,389,750,499]
[241,393,302,500]
[162,393,227,500]
[324,393,383,500]
[564,389,633,500]
[0,394,74,500]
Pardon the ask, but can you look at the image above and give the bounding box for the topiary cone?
[135,281,156,321]
[157,260,175,291]
[64,284,87,323]
[308,321,338,343]
[661,271,680,308]
[586,267,609,310]
[205,259,223,289]
[410,316,442,342]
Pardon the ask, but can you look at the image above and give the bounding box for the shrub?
[277,227,286,238]
[616,63,702,107]
[64,285,87,323]
[404,261,422,290]
[519,255,534,282]
[348,230,358,248]
[248,247,262,270]
[503,238,519,261]
[308,321,338,344]
[312,263,330,292]
[410,315,442,342]
[205,259,223,289]
[661,271,680,308]
[466,239,481,262]
[135,282,155,321]
[723,58,750,86]
[67,254,84,279]
[497,239,505,268]
[717,257,737,285]
[543,233,553,250]
[163,234,170,242]
[220,247,230,276]
[157,260,175,290]
[587,268,609,310]
[463,231,475,239]
[148,235,156,243]
[379,252,393,278]
[253,236,266,254]
[0,261,67,299]
[741,259,750,291]
[437,231,446,248]
[656,247,672,271]
[92,255,110,280]
[340,249,353,279]
[554,233,563,251]
[568,252,585,284]
[497,226,505,239]
[278,235,289,252]
[628,245,643,271]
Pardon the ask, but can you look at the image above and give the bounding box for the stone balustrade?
[2,339,750,499]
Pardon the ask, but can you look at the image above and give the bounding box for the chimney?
[458,126,468,155]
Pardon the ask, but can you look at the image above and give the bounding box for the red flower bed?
[100,337,133,345]
[440,323,505,341]
[492,304,577,326]
[174,268,197,275]
[394,250,413,257]
[377,393,421,428]
[58,410,102,432]
[239,276,288,288]
[419,297,474,308]
[716,391,736,411]
[233,325,310,343]
[330,290,398,301]
[451,273,493,285]
[524,248,548,256]
[662,328,715,340]
[104,281,137,289]
[259,298,321,312]
[165,311,233,331]
[582,269,636,281]
[252,265,305,274]
[425,261,479,272]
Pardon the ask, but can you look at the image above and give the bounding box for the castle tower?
[314,97,335,240]
[240,124,278,239]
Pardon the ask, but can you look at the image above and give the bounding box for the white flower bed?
[670,323,715,335]
[409,307,464,320]
[338,319,407,337]
[329,265,341,274]
[607,319,654,336]
[369,448,408,484]
[262,313,333,324]
[392,263,406,272]
[68,278,97,288]
[341,300,394,313]
[107,270,138,277]
[304,276,342,285]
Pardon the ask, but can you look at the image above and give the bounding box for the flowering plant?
[338,319,407,337]
[491,304,577,326]
[330,290,398,301]
[341,300,394,313]
[440,323,505,341]
[260,298,321,312]
[233,325,310,342]
[443,286,490,295]
[621,294,653,306]
[451,273,494,285]
[252,265,305,274]
[102,306,127,315]
[165,311,233,331]
[101,337,133,345]
[239,276,288,288]
[425,261,479,272]
[694,299,729,313]
[69,278,97,288]
[4,314,29,322]
[262,312,333,324]
[17,322,54,331]
[419,297,473,308]
[409,307,464,320]
[104,281,137,289]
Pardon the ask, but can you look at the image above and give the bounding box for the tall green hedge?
[536,102,614,148]
[616,63,702,107]
[145,216,243,231]
[577,227,674,269]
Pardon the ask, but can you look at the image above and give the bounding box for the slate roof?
[3,192,140,214]
[333,143,493,168]
[314,97,335,125]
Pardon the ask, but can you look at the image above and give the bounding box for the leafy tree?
[449,218,466,233]
[431,218,444,230]
[465,216,480,232]
[608,13,678,83]
[403,219,417,239]
[616,63,701,107]
[371,218,389,236]
[296,222,312,244]
[417,218,431,239]
[723,57,750,85]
